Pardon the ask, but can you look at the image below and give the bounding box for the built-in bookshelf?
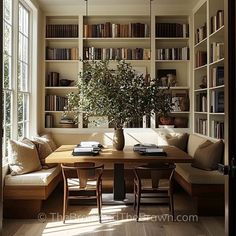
[44,16,79,129]
[155,15,190,128]
[193,0,225,139]
[42,14,191,130]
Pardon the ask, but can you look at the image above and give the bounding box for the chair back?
[61,162,104,188]
[134,163,176,188]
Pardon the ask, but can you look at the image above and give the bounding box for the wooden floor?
[3,186,225,236]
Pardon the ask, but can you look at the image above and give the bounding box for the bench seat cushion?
[175,163,224,184]
[4,165,61,186]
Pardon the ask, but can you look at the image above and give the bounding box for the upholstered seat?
[175,163,224,184]
[4,165,61,186]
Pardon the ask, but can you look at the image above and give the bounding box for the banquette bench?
[173,134,224,215]
[3,166,61,218]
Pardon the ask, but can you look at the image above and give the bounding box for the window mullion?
[11,0,19,140]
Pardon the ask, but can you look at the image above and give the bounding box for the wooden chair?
[61,162,104,223]
[133,163,176,221]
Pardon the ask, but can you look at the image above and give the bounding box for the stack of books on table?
[72,141,102,156]
[133,144,166,156]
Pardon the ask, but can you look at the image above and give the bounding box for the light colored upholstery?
[4,165,61,186]
[175,163,224,184]
[187,134,207,157]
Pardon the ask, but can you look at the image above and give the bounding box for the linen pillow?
[39,133,57,151]
[191,140,224,170]
[31,137,57,169]
[8,139,42,175]
[165,133,189,151]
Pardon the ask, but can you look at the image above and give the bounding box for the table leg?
[113,163,125,200]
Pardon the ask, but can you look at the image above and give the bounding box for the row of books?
[156,47,189,60]
[211,66,224,87]
[46,72,60,87]
[195,92,207,112]
[155,23,189,38]
[196,118,207,136]
[195,51,207,68]
[83,47,151,60]
[83,22,149,38]
[210,42,224,63]
[211,120,224,139]
[210,90,224,113]
[45,95,68,111]
[46,47,78,60]
[46,24,79,38]
[45,114,54,128]
[210,10,224,34]
[195,23,206,44]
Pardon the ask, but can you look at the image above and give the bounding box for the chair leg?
[63,187,67,224]
[136,189,141,222]
[133,183,137,210]
[170,193,174,219]
[97,184,102,223]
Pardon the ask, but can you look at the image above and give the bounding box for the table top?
[45,145,193,164]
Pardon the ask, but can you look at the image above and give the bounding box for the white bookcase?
[42,13,192,132]
[193,0,225,139]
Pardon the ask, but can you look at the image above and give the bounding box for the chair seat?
[68,178,97,190]
[140,179,170,191]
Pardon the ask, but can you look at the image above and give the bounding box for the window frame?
[2,0,37,162]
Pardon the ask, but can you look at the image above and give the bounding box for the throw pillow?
[39,133,57,151]
[191,140,224,170]
[165,133,189,151]
[31,137,57,169]
[8,139,42,175]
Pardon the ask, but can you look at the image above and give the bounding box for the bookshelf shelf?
[155,60,189,63]
[84,37,150,41]
[209,85,224,90]
[46,38,79,41]
[155,37,189,41]
[209,113,225,115]
[194,64,207,70]
[45,87,78,90]
[194,88,207,92]
[193,0,225,139]
[209,25,224,38]
[45,60,79,63]
[194,37,207,48]
[209,57,224,67]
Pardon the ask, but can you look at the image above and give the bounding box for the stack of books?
[72,141,102,156]
[133,144,166,156]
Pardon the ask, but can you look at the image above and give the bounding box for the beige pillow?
[31,137,57,169]
[8,139,42,175]
[39,133,57,151]
[166,133,189,151]
[191,140,224,170]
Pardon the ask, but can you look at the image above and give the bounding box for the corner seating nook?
[174,134,224,215]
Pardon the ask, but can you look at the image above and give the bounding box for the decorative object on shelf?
[179,94,190,111]
[59,79,74,86]
[199,75,207,89]
[66,59,171,150]
[159,116,174,126]
[157,69,177,87]
[174,117,188,128]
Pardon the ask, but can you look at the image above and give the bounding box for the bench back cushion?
[8,139,42,175]
[187,134,207,157]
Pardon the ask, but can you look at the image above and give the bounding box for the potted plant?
[65,60,171,150]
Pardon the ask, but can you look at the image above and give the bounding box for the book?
[133,143,158,152]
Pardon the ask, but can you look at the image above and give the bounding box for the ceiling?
[36,0,199,8]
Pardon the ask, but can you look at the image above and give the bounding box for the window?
[2,0,34,161]
[3,0,13,158]
[18,3,30,138]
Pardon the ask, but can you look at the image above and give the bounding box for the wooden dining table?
[46,145,193,200]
